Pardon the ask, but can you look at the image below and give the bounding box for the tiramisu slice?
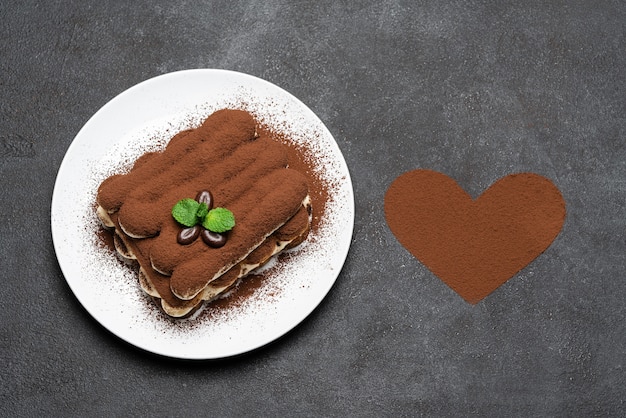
[96,109,312,318]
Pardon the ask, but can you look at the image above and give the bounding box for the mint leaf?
[172,198,200,227]
[196,202,209,222]
[202,207,235,233]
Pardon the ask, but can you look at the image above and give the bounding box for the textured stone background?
[1,1,624,416]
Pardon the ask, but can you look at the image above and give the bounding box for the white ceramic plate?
[51,69,354,359]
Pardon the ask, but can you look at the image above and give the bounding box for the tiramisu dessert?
[96,109,312,318]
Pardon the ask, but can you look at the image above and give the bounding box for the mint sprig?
[196,202,209,222]
[202,207,236,233]
[172,198,235,233]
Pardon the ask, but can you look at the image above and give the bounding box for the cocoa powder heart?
[384,170,566,304]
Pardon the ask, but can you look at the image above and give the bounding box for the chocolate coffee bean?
[177,225,201,245]
[201,229,226,248]
[195,190,213,210]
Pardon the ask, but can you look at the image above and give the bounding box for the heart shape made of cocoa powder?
[384,170,566,304]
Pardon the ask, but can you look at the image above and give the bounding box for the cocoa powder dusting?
[97,108,332,315]
[258,125,329,232]
[97,109,257,213]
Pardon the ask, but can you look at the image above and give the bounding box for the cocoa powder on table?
[384,169,566,303]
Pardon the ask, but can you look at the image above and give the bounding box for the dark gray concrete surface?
[1,1,625,416]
